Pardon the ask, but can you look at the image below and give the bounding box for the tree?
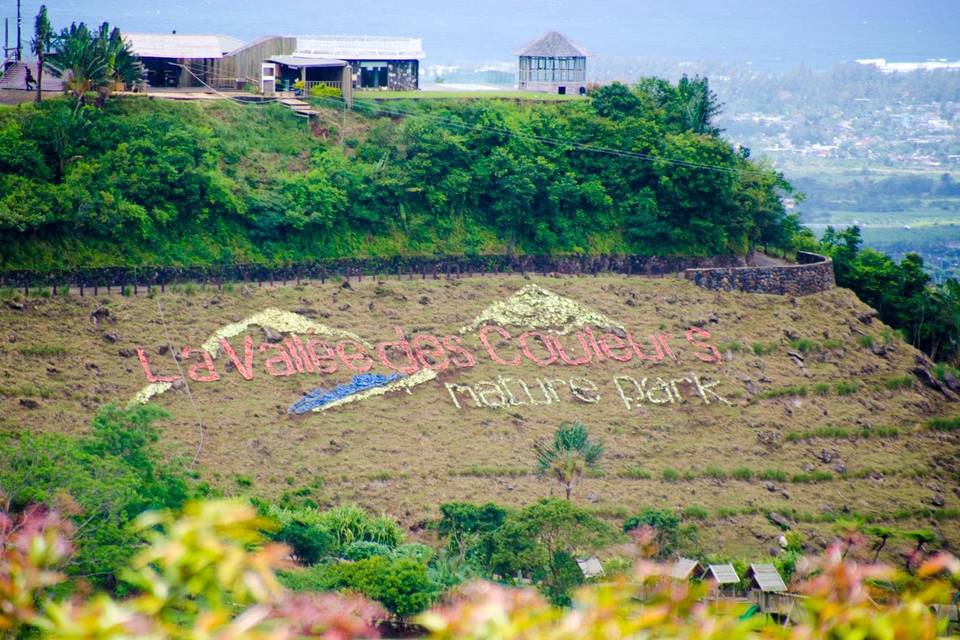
[865,526,895,563]
[95,24,144,105]
[488,499,613,605]
[45,22,109,105]
[30,5,53,103]
[534,422,603,500]
[591,81,643,119]
[623,508,682,559]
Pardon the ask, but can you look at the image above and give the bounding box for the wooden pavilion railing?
[304,80,342,91]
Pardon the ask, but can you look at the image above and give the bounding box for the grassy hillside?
[1,275,957,560]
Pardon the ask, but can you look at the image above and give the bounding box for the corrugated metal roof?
[516,31,589,57]
[706,564,740,585]
[576,556,605,579]
[123,33,242,59]
[216,35,246,54]
[266,55,347,68]
[748,564,787,592]
[293,35,425,60]
[670,558,700,580]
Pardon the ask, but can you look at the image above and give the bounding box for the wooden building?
[123,33,244,88]
[293,36,424,90]
[211,36,297,89]
[516,31,588,95]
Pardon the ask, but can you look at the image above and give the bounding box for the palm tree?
[30,5,53,103]
[865,526,895,563]
[45,22,108,105]
[534,422,603,500]
[94,24,144,105]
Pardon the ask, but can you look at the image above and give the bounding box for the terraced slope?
[0,275,957,558]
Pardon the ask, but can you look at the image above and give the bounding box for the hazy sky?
[6,0,960,67]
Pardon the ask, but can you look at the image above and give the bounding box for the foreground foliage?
[0,500,384,638]
[3,499,957,639]
[0,404,192,589]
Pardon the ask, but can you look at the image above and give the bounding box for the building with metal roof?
[123,33,246,87]
[746,564,787,593]
[576,556,605,579]
[289,36,424,91]
[516,31,589,96]
[670,558,702,580]
[704,564,741,585]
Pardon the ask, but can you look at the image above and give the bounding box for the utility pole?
[16,0,21,61]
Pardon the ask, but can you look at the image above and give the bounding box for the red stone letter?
[519,331,558,367]
[259,342,295,377]
[598,333,633,362]
[376,326,420,375]
[479,325,521,366]
[337,340,374,373]
[306,338,339,374]
[219,337,255,380]
[686,327,723,365]
[180,347,220,383]
[412,334,450,372]
[136,346,179,383]
[442,335,477,369]
[552,332,593,366]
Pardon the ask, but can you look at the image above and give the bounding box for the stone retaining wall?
[684,252,835,296]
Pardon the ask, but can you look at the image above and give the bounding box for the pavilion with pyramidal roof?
[516,31,589,95]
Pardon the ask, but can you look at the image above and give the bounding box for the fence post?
[52,283,57,297]
[133,282,138,295]
[79,281,84,297]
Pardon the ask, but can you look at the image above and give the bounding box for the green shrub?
[820,338,844,350]
[715,507,738,518]
[0,382,54,398]
[718,340,742,353]
[860,426,899,439]
[703,465,727,480]
[450,466,528,477]
[682,505,709,520]
[791,471,833,483]
[788,338,817,353]
[934,363,960,382]
[758,469,787,482]
[624,508,681,558]
[310,84,343,98]
[813,383,831,396]
[835,381,860,396]
[858,334,875,348]
[234,474,253,487]
[661,468,680,482]
[884,375,913,390]
[760,385,807,399]
[751,342,778,356]
[343,541,394,561]
[273,520,335,564]
[16,344,68,357]
[731,467,753,481]
[928,416,960,432]
[620,467,652,480]
[283,556,437,617]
